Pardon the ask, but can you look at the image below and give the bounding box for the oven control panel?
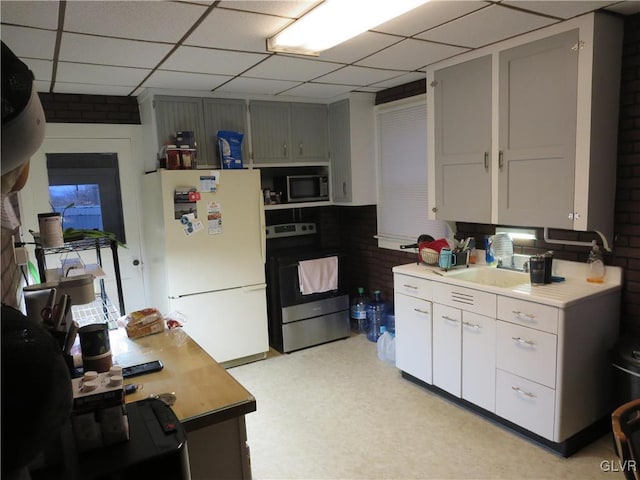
[266,223,316,239]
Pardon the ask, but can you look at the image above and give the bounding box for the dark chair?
[612,398,640,480]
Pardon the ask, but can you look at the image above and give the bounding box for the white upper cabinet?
[428,13,623,245]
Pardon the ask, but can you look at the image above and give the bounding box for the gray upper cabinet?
[291,103,328,162]
[154,96,207,159]
[498,30,578,228]
[433,55,492,223]
[249,101,291,164]
[152,96,248,168]
[328,93,376,205]
[250,101,328,164]
[202,98,248,167]
[328,99,351,202]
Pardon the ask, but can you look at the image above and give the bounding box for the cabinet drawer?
[496,369,555,440]
[394,273,432,300]
[497,296,558,334]
[432,282,495,318]
[496,321,557,388]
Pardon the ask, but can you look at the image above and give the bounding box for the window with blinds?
[376,96,450,250]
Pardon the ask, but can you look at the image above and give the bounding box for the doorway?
[19,124,147,313]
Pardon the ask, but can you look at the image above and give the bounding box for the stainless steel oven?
[265,223,349,353]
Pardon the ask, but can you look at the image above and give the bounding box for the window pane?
[49,184,104,231]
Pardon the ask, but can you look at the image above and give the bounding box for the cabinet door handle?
[342,182,347,195]
[512,386,536,398]
[512,310,536,320]
[283,143,287,156]
[414,308,430,315]
[499,150,504,170]
[484,152,489,170]
[403,284,418,290]
[462,321,481,330]
[299,142,303,156]
[442,315,459,323]
[512,336,536,346]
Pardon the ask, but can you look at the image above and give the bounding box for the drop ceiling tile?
[316,31,403,64]
[218,1,320,18]
[0,0,60,29]
[26,59,54,82]
[34,80,51,93]
[371,71,426,89]
[356,38,468,71]
[185,8,291,53]
[53,82,136,96]
[162,46,267,75]
[57,62,150,87]
[417,4,557,48]
[503,1,617,19]
[59,33,173,68]
[215,77,302,95]
[1,25,57,59]
[374,0,490,36]
[144,70,231,91]
[282,82,359,99]
[314,66,407,86]
[64,1,207,43]
[243,56,342,81]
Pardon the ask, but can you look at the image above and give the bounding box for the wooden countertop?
[107,328,256,432]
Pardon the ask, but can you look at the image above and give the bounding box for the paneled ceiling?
[2,0,639,101]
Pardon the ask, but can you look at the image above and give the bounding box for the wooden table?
[109,328,256,479]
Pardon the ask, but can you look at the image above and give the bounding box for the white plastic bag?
[377,328,396,365]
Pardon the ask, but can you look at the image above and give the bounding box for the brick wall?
[616,13,640,334]
[39,93,140,124]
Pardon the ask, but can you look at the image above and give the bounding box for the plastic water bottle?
[350,287,369,334]
[366,290,388,342]
[377,326,396,365]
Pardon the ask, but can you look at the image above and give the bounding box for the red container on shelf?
[165,145,181,170]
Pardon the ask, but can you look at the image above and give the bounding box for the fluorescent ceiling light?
[267,0,431,56]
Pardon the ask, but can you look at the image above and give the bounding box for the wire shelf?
[71,294,121,330]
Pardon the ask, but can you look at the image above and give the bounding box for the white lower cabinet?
[496,369,556,439]
[432,301,497,412]
[394,273,433,384]
[432,303,462,396]
[461,312,496,412]
[394,262,621,452]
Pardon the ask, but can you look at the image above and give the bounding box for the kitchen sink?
[445,267,529,288]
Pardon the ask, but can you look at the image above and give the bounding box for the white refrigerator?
[141,168,268,366]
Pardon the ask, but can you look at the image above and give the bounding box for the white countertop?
[392,260,623,308]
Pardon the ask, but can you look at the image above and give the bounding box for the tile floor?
[229,334,618,480]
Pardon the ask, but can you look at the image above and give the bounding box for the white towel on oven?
[298,256,338,295]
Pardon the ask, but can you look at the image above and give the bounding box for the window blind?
[376,98,449,248]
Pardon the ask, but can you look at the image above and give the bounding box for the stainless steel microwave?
[275,175,329,203]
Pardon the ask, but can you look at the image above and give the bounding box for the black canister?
[543,251,554,284]
[529,256,546,285]
[79,323,112,372]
